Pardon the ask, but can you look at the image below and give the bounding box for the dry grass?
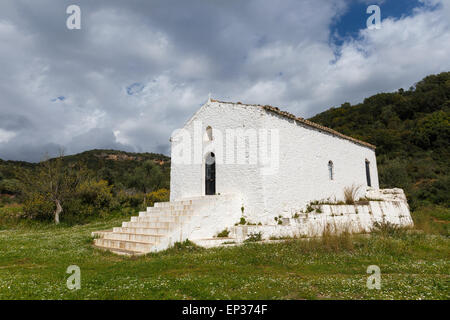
[319,223,354,251]
[343,184,362,204]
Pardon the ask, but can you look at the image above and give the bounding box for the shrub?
[216,229,230,238]
[145,188,170,207]
[0,179,21,195]
[116,190,143,208]
[23,194,54,221]
[77,179,114,209]
[378,158,410,189]
[371,221,408,238]
[244,232,262,243]
[164,239,203,254]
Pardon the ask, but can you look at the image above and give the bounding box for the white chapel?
[93,98,413,255]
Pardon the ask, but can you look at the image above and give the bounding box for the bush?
[116,190,144,208]
[412,176,450,206]
[23,194,54,221]
[0,179,21,195]
[61,179,116,223]
[371,221,408,238]
[163,239,203,254]
[378,158,410,189]
[244,232,262,243]
[77,179,114,209]
[145,188,170,207]
[216,229,230,238]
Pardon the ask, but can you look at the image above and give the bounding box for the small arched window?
[206,126,213,141]
[328,161,334,180]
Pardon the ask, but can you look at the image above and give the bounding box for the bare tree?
[19,150,86,224]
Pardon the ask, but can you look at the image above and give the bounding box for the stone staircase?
[92,195,241,255]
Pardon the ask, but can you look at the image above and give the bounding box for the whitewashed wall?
[259,110,379,224]
[170,100,379,222]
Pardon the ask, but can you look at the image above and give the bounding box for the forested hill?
[0,149,170,196]
[309,72,450,209]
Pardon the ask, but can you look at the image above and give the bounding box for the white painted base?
[93,188,413,254]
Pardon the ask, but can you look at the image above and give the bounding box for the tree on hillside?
[127,160,166,194]
[309,71,450,209]
[19,151,87,224]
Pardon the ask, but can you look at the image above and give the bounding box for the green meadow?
[0,213,448,300]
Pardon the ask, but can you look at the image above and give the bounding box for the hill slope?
[0,149,170,196]
[310,72,450,209]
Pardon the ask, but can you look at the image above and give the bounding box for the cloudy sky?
[0,0,449,161]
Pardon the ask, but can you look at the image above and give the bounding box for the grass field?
[0,214,448,300]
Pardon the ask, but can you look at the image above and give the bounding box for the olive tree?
[19,151,86,224]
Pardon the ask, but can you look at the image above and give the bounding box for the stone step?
[153,196,227,208]
[140,209,194,217]
[113,226,170,235]
[192,237,237,248]
[93,244,145,256]
[103,232,164,243]
[91,230,113,238]
[150,204,214,213]
[130,215,193,223]
[122,221,181,229]
[154,200,193,208]
[94,238,155,253]
[92,195,237,255]
[147,205,194,212]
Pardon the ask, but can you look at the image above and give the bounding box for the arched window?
[365,159,371,187]
[206,126,213,141]
[328,161,334,180]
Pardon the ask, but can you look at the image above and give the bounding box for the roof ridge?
[209,99,376,150]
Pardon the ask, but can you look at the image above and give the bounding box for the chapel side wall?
[259,111,379,222]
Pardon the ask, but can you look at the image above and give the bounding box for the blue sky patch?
[126,82,145,95]
[330,0,426,46]
[51,96,65,102]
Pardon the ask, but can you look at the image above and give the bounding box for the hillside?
[59,149,170,190]
[310,72,450,210]
[0,149,170,196]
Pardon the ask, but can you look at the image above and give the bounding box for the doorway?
[365,160,371,187]
[205,152,216,195]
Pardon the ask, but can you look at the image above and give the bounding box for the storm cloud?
[0,0,449,161]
